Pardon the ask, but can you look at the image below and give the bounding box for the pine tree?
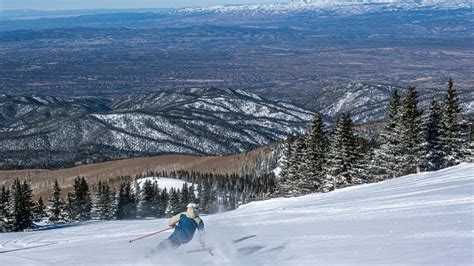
[327,113,360,188]
[150,183,161,218]
[371,88,403,179]
[179,183,190,211]
[280,136,307,195]
[102,182,114,220]
[115,184,126,219]
[199,179,211,212]
[188,184,197,204]
[109,186,117,219]
[140,180,155,218]
[207,184,218,213]
[399,87,424,174]
[302,115,329,192]
[92,181,103,219]
[93,181,113,220]
[167,188,181,216]
[466,125,474,162]
[277,133,295,195]
[442,79,470,165]
[11,179,34,231]
[48,180,65,224]
[115,183,137,219]
[0,186,12,232]
[68,177,92,221]
[33,197,46,222]
[422,100,446,170]
[158,188,169,218]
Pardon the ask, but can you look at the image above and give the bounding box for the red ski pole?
[128,227,173,243]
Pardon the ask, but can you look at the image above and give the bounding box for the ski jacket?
[168,210,204,244]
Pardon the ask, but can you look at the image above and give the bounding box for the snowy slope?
[0,164,472,265]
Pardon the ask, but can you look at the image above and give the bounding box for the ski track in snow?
[0,164,473,265]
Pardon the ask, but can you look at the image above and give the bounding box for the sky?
[1,0,288,11]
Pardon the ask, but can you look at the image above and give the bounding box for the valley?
[0,5,472,100]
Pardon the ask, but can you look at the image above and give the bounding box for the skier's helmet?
[187,203,198,210]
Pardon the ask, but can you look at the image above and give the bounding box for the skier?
[158,203,205,250]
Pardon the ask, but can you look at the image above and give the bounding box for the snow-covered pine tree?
[139,180,155,218]
[109,186,117,219]
[114,184,126,219]
[277,133,295,195]
[466,127,474,162]
[422,100,446,170]
[67,179,78,221]
[93,181,114,220]
[179,183,190,211]
[150,183,161,218]
[115,182,137,219]
[359,147,377,183]
[326,116,344,189]
[166,188,181,216]
[302,115,329,193]
[158,188,169,218]
[370,88,403,180]
[326,113,360,188]
[101,182,111,220]
[196,181,202,206]
[188,184,197,204]
[48,180,65,224]
[207,182,219,213]
[199,178,212,213]
[399,87,424,175]
[280,136,307,195]
[441,79,470,165]
[0,186,12,232]
[33,197,46,223]
[218,181,230,211]
[68,177,92,221]
[92,181,103,219]
[11,179,34,231]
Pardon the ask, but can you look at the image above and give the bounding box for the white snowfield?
[135,177,193,191]
[1,164,472,265]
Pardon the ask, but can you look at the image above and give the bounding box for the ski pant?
[158,229,193,250]
[158,238,179,250]
[158,232,185,250]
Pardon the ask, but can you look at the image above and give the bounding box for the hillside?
[0,143,280,199]
[0,163,472,264]
[0,88,308,169]
[304,83,474,123]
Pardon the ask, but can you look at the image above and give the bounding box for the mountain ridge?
[176,0,471,16]
[0,88,312,169]
[1,84,472,169]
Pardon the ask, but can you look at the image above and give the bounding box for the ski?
[180,235,256,255]
[182,247,214,255]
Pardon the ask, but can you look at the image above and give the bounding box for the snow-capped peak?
[176,0,470,15]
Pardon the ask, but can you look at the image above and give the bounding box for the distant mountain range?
[176,0,471,15]
[0,88,313,169]
[1,84,472,169]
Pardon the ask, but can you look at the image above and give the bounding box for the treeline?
[278,80,472,195]
[0,171,275,232]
